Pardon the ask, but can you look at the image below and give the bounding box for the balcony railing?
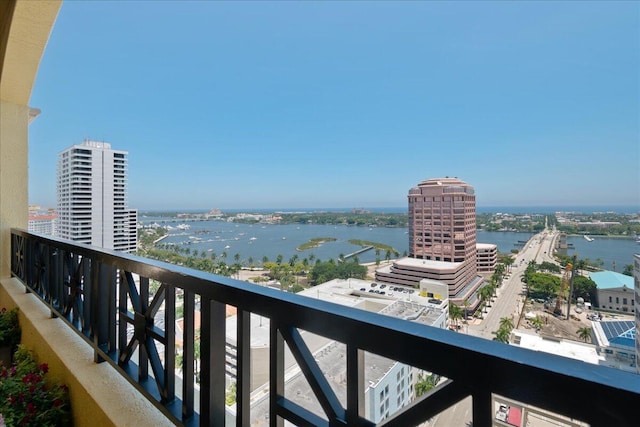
[10,229,640,427]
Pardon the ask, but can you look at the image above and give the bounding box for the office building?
[376,177,484,308]
[477,243,498,273]
[590,270,635,314]
[28,206,57,236]
[56,140,137,253]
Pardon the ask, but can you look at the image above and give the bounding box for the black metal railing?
[10,229,640,427]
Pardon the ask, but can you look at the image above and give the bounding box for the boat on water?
[583,235,594,242]
[176,224,190,230]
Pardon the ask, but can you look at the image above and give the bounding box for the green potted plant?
[0,308,20,366]
[0,345,71,426]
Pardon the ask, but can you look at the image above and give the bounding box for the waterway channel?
[141,218,638,272]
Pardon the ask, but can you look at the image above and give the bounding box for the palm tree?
[503,256,514,273]
[493,327,510,343]
[478,286,493,312]
[449,304,463,331]
[463,299,470,328]
[499,316,514,332]
[531,316,544,332]
[577,326,591,343]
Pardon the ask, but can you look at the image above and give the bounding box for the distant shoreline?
[138,205,639,215]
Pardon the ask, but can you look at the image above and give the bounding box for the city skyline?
[28,1,639,210]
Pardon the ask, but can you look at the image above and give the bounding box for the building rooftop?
[415,177,471,188]
[243,278,446,424]
[591,320,635,349]
[390,256,463,270]
[589,271,633,289]
[511,330,604,366]
[476,243,497,249]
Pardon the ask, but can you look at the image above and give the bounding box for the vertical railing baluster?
[165,283,176,402]
[472,390,492,427]
[86,258,96,340]
[182,290,195,420]
[269,323,284,427]
[51,246,62,317]
[200,298,226,427]
[346,345,365,424]
[118,265,128,362]
[138,276,149,380]
[80,256,90,332]
[236,309,250,427]
[25,237,34,292]
[93,263,113,363]
[44,244,52,307]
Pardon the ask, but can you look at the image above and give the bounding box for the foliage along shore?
[296,237,337,251]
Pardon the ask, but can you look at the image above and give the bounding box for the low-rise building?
[590,270,635,314]
[476,243,497,273]
[28,212,57,236]
[591,319,636,373]
[224,278,448,424]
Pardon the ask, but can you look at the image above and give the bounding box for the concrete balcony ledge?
[0,277,173,427]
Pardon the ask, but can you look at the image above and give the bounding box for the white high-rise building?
[56,140,137,253]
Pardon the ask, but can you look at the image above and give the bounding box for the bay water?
[142,218,638,272]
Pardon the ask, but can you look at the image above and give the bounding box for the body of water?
[141,218,638,271]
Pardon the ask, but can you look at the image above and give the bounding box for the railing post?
[346,345,365,424]
[93,262,115,363]
[269,323,284,427]
[472,390,492,427]
[236,309,251,427]
[164,282,176,402]
[200,298,226,426]
[182,290,195,420]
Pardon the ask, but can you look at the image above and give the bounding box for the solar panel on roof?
[600,321,635,348]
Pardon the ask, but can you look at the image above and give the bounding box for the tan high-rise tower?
[376,177,484,308]
[408,177,477,294]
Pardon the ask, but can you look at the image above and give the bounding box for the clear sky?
[28,1,639,210]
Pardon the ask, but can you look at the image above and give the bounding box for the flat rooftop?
[392,256,463,270]
[226,278,445,347]
[511,330,604,365]
[225,278,447,423]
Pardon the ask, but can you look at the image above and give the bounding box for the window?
[616,297,619,304]
[623,298,627,305]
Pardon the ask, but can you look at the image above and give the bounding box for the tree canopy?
[308,260,367,285]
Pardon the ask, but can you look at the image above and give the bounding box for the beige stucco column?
[0,0,61,277]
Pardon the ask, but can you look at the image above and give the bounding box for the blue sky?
[29,1,639,210]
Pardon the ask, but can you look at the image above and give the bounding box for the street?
[430,229,559,427]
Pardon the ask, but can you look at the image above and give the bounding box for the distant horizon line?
[133,204,639,214]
